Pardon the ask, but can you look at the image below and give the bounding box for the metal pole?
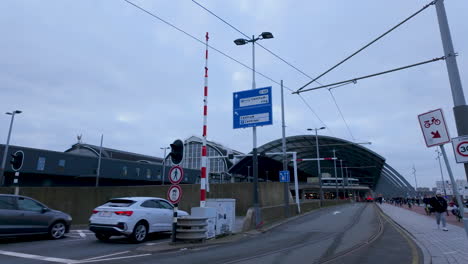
[340,160,345,199]
[161,147,168,185]
[435,0,468,181]
[345,167,349,199]
[315,129,323,205]
[333,149,338,199]
[412,165,418,197]
[250,35,261,227]
[436,149,448,196]
[293,152,300,213]
[440,145,468,238]
[281,80,289,217]
[1,113,17,186]
[96,134,103,187]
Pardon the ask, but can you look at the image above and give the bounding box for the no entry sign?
[167,185,183,204]
[452,136,468,163]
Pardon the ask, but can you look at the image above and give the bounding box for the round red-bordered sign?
[456,141,468,157]
[168,166,184,184]
[167,185,183,204]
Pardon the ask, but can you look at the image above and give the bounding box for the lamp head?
[260,32,274,39]
[14,110,22,114]
[234,38,248,45]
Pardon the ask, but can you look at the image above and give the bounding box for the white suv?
[89,197,188,243]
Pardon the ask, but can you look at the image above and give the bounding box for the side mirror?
[41,207,49,213]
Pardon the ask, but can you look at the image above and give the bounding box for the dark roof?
[65,143,163,164]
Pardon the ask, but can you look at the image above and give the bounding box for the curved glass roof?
[229,135,415,196]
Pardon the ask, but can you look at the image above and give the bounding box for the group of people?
[387,191,452,231]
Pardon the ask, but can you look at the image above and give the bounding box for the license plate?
[100,211,112,217]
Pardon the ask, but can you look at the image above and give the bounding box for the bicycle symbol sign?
[418,108,450,148]
[423,117,441,128]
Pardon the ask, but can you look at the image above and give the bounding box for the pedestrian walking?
[429,191,448,231]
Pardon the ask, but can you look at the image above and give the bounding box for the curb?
[377,204,431,264]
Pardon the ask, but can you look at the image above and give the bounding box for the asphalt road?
[0,203,422,264]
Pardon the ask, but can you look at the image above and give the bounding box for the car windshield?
[103,199,136,207]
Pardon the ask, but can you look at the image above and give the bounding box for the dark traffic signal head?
[10,151,24,171]
[169,139,184,165]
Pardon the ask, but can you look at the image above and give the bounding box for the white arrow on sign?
[418,109,450,148]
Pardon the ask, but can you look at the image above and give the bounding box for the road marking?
[333,211,341,215]
[82,251,130,261]
[77,231,86,238]
[0,250,77,264]
[76,253,151,263]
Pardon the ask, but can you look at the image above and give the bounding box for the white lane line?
[77,231,86,238]
[0,250,78,264]
[145,240,170,246]
[76,254,151,263]
[333,211,341,215]
[81,251,130,261]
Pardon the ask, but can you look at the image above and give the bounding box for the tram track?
[219,203,382,264]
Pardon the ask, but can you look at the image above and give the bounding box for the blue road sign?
[279,170,290,182]
[233,87,273,129]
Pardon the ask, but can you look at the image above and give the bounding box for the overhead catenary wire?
[296,0,438,93]
[294,56,446,93]
[123,0,293,92]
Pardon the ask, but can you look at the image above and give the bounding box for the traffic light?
[169,139,184,165]
[10,151,24,171]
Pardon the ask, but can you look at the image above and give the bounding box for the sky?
[1,0,467,188]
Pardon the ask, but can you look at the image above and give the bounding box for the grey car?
[0,194,72,239]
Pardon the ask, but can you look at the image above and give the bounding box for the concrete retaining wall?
[0,182,294,225]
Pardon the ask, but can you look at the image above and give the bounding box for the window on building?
[58,159,66,167]
[122,166,127,176]
[146,169,151,179]
[136,168,140,177]
[37,157,46,171]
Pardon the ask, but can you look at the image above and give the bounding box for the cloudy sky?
[1,0,467,188]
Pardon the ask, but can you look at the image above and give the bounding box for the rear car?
[0,194,72,239]
[89,197,188,243]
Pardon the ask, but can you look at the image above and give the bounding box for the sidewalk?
[396,204,466,228]
[379,203,468,264]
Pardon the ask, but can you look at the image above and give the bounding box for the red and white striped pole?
[200,32,209,207]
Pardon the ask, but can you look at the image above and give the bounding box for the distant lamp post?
[234,31,274,228]
[160,147,170,185]
[1,110,22,186]
[307,127,326,205]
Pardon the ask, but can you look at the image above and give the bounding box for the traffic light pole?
[0,113,17,186]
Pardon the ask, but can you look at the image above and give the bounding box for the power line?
[328,89,355,141]
[296,0,438,93]
[122,0,293,92]
[294,56,446,93]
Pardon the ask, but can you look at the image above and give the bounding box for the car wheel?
[49,221,66,239]
[95,233,111,241]
[130,222,148,243]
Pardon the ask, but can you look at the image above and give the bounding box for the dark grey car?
[0,194,72,239]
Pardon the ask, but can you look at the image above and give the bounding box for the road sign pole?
[333,149,338,199]
[440,145,468,239]
[13,171,19,195]
[292,152,300,213]
[172,203,178,243]
[435,1,468,181]
[281,80,290,218]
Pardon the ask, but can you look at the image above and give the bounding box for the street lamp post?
[307,127,326,205]
[234,32,274,228]
[160,147,170,185]
[340,159,345,199]
[333,149,338,199]
[0,110,22,186]
[436,149,448,196]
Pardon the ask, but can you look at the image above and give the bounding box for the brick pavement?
[379,203,468,264]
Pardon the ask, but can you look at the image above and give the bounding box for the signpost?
[451,136,468,163]
[417,109,450,147]
[233,86,272,129]
[168,166,184,185]
[279,170,290,183]
[418,108,468,238]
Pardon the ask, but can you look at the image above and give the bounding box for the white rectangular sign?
[240,113,270,125]
[239,95,269,107]
[417,108,450,148]
[451,136,468,163]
